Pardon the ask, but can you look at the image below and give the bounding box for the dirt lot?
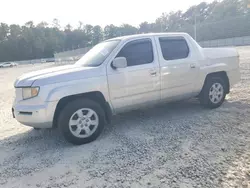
[0,47,250,188]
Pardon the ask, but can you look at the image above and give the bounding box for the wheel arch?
[53,91,112,128]
[201,71,230,95]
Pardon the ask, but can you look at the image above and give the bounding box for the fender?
[45,76,110,103]
[200,62,228,81]
[194,61,230,93]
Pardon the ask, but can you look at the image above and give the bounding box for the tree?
[119,24,138,36]
[65,24,72,31]
[84,24,94,45]
[104,24,119,39]
[0,0,250,62]
[8,24,22,60]
[37,22,49,28]
[139,22,152,33]
[78,21,84,30]
[52,18,61,29]
[0,23,9,41]
[92,25,103,45]
[25,21,34,28]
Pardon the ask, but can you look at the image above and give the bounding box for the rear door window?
[159,37,189,60]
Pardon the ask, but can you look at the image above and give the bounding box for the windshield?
[75,40,120,67]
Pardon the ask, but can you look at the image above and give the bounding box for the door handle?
[190,64,196,68]
[149,69,157,76]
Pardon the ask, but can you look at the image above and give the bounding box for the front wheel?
[199,77,226,109]
[58,99,105,145]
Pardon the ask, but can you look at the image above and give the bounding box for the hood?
[14,64,102,87]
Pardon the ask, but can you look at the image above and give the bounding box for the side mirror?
[112,57,127,69]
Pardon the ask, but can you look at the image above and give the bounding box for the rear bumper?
[228,68,241,88]
[12,101,58,128]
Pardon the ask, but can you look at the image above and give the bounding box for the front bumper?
[12,101,58,128]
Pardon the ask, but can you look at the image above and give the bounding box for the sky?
[0,0,214,28]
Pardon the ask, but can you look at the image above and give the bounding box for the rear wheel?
[58,99,105,145]
[199,77,226,109]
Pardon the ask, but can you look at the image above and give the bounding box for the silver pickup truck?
[12,33,240,145]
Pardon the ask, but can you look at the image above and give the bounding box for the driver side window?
[116,39,154,67]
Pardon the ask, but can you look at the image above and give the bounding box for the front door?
[107,38,161,113]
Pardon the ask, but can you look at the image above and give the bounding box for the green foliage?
[103,24,120,39]
[160,0,250,41]
[92,25,103,45]
[0,0,249,62]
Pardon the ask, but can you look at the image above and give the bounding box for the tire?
[199,77,227,109]
[58,99,105,145]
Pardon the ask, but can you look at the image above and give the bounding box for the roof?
[106,32,189,41]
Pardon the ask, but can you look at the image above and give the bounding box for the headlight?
[22,87,40,99]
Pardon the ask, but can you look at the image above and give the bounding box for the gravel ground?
[0,47,250,188]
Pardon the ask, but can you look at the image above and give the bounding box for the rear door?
[107,38,161,113]
[155,36,200,101]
